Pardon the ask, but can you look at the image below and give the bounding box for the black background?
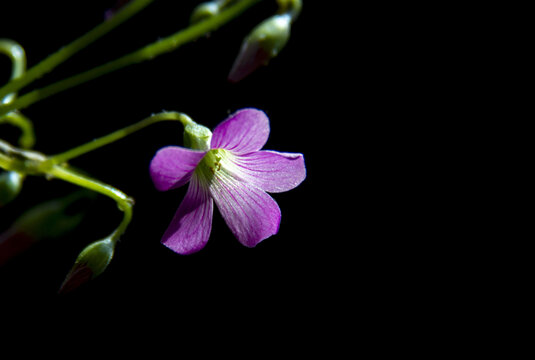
[0,0,441,343]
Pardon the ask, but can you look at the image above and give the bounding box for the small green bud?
[74,238,115,278]
[59,238,115,294]
[190,1,222,24]
[249,14,291,58]
[228,14,292,82]
[183,121,213,151]
[0,171,23,207]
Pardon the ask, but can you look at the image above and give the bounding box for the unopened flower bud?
[228,14,292,82]
[190,1,222,24]
[59,238,115,294]
[0,171,23,207]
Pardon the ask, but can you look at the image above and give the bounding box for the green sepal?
[73,238,116,279]
[183,121,212,151]
[246,14,291,58]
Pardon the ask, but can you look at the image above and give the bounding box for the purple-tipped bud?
[59,238,115,294]
[228,14,292,82]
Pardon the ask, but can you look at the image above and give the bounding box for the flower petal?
[211,108,270,154]
[149,146,206,191]
[161,175,213,255]
[208,172,281,248]
[231,151,306,193]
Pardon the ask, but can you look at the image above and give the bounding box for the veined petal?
[211,108,270,154]
[208,171,281,248]
[150,146,206,191]
[231,151,306,193]
[161,175,213,255]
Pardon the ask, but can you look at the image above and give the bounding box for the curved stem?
[0,111,35,149]
[0,39,26,105]
[0,0,155,101]
[0,0,261,117]
[47,165,133,244]
[46,111,193,166]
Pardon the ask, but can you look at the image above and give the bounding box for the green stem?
[0,0,261,117]
[47,165,133,243]
[0,0,155,101]
[0,152,11,170]
[0,111,35,149]
[46,111,193,166]
[0,38,26,105]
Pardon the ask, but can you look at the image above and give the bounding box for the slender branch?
[0,111,35,149]
[0,0,155,101]
[0,138,46,174]
[46,111,192,166]
[0,0,261,117]
[47,165,133,244]
[1,111,192,239]
[0,38,26,105]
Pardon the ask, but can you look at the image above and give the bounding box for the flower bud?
[0,171,23,207]
[59,238,115,294]
[228,14,292,83]
[183,121,213,151]
[190,1,222,24]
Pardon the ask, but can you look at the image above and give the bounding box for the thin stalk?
[46,111,192,166]
[47,165,133,244]
[0,0,261,117]
[0,0,155,101]
[0,38,26,105]
[0,111,35,148]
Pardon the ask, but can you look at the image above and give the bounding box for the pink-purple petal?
[160,175,213,255]
[149,146,206,191]
[208,174,281,248]
[232,151,306,193]
[211,108,270,154]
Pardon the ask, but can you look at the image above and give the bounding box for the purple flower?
[149,108,306,254]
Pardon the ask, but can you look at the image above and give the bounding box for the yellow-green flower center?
[195,149,233,182]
